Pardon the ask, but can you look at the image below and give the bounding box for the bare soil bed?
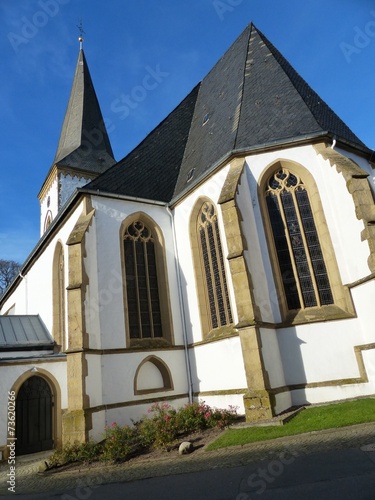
[44,426,225,475]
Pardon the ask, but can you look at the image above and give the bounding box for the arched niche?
[134,356,174,395]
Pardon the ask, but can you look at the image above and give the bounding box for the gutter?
[79,187,167,206]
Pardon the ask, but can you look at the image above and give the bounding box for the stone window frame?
[258,159,355,324]
[120,212,174,348]
[190,197,234,339]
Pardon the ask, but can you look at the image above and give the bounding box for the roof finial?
[77,18,85,50]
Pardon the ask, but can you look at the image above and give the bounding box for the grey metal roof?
[84,23,371,205]
[54,49,115,174]
[0,315,54,350]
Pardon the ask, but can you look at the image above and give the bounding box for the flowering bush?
[47,401,239,467]
[176,401,238,433]
[136,402,178,449]
[136,400,238,450]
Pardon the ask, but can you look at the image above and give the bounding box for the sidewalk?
[1,422,375,496]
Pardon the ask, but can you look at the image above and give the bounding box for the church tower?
[38,37,115,235]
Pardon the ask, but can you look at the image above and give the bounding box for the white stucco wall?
[173,165,237,344]
[40,177,58,237]
[86,349,191,434]
[100,350,189,406]
[189,337,247,393]
[277,320,360,384]
[87,196,184,350]
[1,201,85,344]
[102,397,189,430]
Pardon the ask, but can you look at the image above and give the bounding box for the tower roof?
[53,49,115,173]
[85,23,371,203]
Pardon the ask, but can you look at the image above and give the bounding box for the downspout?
[331,138,337,149]
[166,206,193,403]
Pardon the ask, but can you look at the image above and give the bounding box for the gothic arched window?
[265,167,333,310]
[123,219,171,342]
[195,201,233,332]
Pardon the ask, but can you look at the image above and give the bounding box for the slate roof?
[0,315,54,350]
[86,85,200,202]
[54,49,115,174]
[84,23,371,203]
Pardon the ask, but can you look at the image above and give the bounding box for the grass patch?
[206,398,375,451]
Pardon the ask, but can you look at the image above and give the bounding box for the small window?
[187,168,195,183]
[202,113,209,126]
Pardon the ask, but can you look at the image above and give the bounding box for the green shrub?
[100,423,140,462]
[47,440,101,467]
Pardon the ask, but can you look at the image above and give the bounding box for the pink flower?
[111,421,117,427]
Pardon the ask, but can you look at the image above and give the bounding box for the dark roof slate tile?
[85,84,199,202]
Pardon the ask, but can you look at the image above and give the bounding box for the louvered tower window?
[197,201,233,329]
[124,221,162,338]
[265,168,333,310]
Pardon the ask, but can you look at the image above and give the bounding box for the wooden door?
[16,376,53,455]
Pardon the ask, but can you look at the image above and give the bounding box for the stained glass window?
[265,168,333,310]
[197,201,233,329]
[124,221,162,338]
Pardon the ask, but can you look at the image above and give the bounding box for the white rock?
[179,441,194,455]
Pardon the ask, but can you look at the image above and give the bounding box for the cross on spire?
[77,18,85,49]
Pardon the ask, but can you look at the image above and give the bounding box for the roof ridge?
[233,23,254,150]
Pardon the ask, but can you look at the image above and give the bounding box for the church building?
[1,23,375,458]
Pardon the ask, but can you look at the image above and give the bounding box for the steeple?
[53,48,114,171]
[38,38,115,235]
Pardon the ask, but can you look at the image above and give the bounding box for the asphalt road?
[10,446,375,500]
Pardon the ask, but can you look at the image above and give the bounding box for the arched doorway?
[16,376,53,455]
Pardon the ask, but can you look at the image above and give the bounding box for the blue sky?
[1,0,374,263]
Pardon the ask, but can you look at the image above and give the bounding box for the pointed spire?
[53,43,114,174]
